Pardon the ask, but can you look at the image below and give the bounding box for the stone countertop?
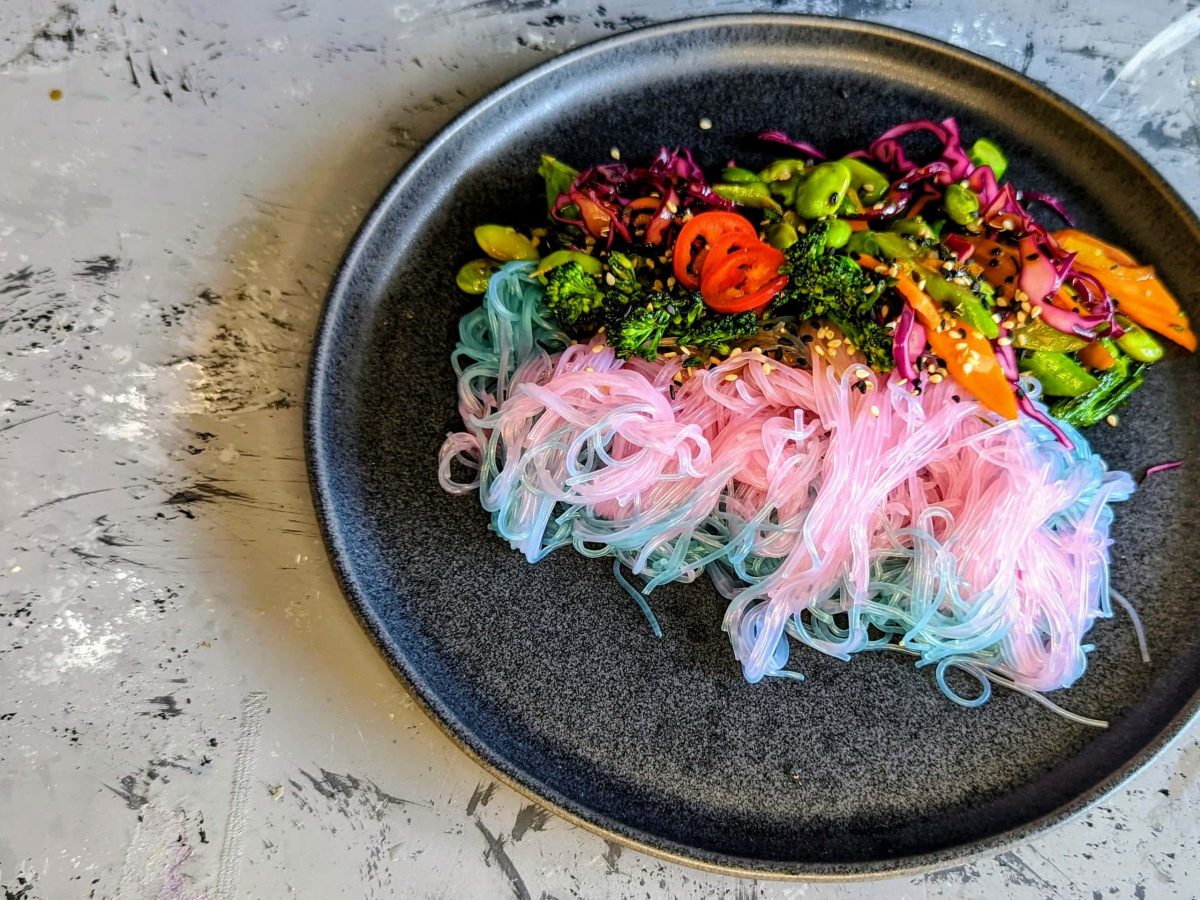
[0,1,1196,897]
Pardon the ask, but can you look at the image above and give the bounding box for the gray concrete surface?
[0,1,1197,897]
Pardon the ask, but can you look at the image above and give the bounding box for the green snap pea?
[825,219,853,250]
[1012,319,1088,352]
[1115,316,1164,363]
[944,183,981,228]
[967,138,1008,181]
[923,276,999,339]
[456,258,500,294]
[713,182,782,212]
[720,166,761,184]
[474,224,538,261]
[794,161,852,220]
[764,222,799,250]
[846,229,998,338]
[1019,351,1100,397]
[531,249,602,277]
[839,158,889,203]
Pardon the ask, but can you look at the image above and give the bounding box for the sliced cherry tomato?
[700,243,787,313]
[672,211,756,290]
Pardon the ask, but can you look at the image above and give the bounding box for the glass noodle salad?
[439,119,1193,724]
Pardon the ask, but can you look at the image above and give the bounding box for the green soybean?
[889,216,937,242]
[944,183,981,228]
[757,158,809,184]
[764,222,799,250]
[474,224,538,261]
[720,166,761,184]
[825,219,853,250]
[839,158,889,203]
[967,138,1008,181]
[794,161,852,220]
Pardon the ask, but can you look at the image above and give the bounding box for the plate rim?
[305,12,1200,881]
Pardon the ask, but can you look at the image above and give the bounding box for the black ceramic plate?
[307,15,1200,878]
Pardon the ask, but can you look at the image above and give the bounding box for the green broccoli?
[609,300,673,361]
[777,220,880,320]
[676,311,759,354]
[607,291,761,360]
[1049,355,1146,427]
[773,220,894,370]
[605,251,644,305]
[543,261,604,328]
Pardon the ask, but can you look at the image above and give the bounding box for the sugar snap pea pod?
[1012,318,1088,352]
[794,161,852,220]
[713,182,782,212]
[1020,351,1099,397]
[456,258,499,294]
[1114,316,1164,362]
[475,225,538,261]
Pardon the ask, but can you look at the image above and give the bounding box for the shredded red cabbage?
[552,146,730,246]
[756,130,827,160]
[1142,461,1183,480]
[892,305,925,382]
[1021,191,1075,226]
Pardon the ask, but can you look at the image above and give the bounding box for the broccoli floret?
[543,261,604,328]
[606,251,643,304]
[609,300,672,360]
[676,311,759,353]
[1050,356,1146,427]
[777,220,880,320]
[774,220,893,370]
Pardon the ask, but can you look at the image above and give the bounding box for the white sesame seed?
[813,345,827,357]
[751,346,763,355]
[584,366,594,373]
[1106,414,1119,426]
[870,405,880,417]
[730,347,743,356]
[610,147,621,160]
[962,362,975,374]
[699,116,713,130]
[605,272,616,285]
[855,367,871,380]
[929,373,944,383]
[997,336,1013,346]
[724,373,739,382]
[762,363,774,375]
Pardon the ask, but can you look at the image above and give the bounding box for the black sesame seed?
[988,258,1000,268]
[1026,253,1040,261]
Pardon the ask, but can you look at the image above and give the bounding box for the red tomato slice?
[700,243,786,313]
[672,211,756,290]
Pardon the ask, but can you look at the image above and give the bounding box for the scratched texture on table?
[0,1,1197,898]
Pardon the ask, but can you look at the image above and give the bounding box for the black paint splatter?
[510,803,550,841]
[104,774,150,810]
[475,818,531,900]
[466,780,497,814]
[74,255,123,284]
[142,694,183,719]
